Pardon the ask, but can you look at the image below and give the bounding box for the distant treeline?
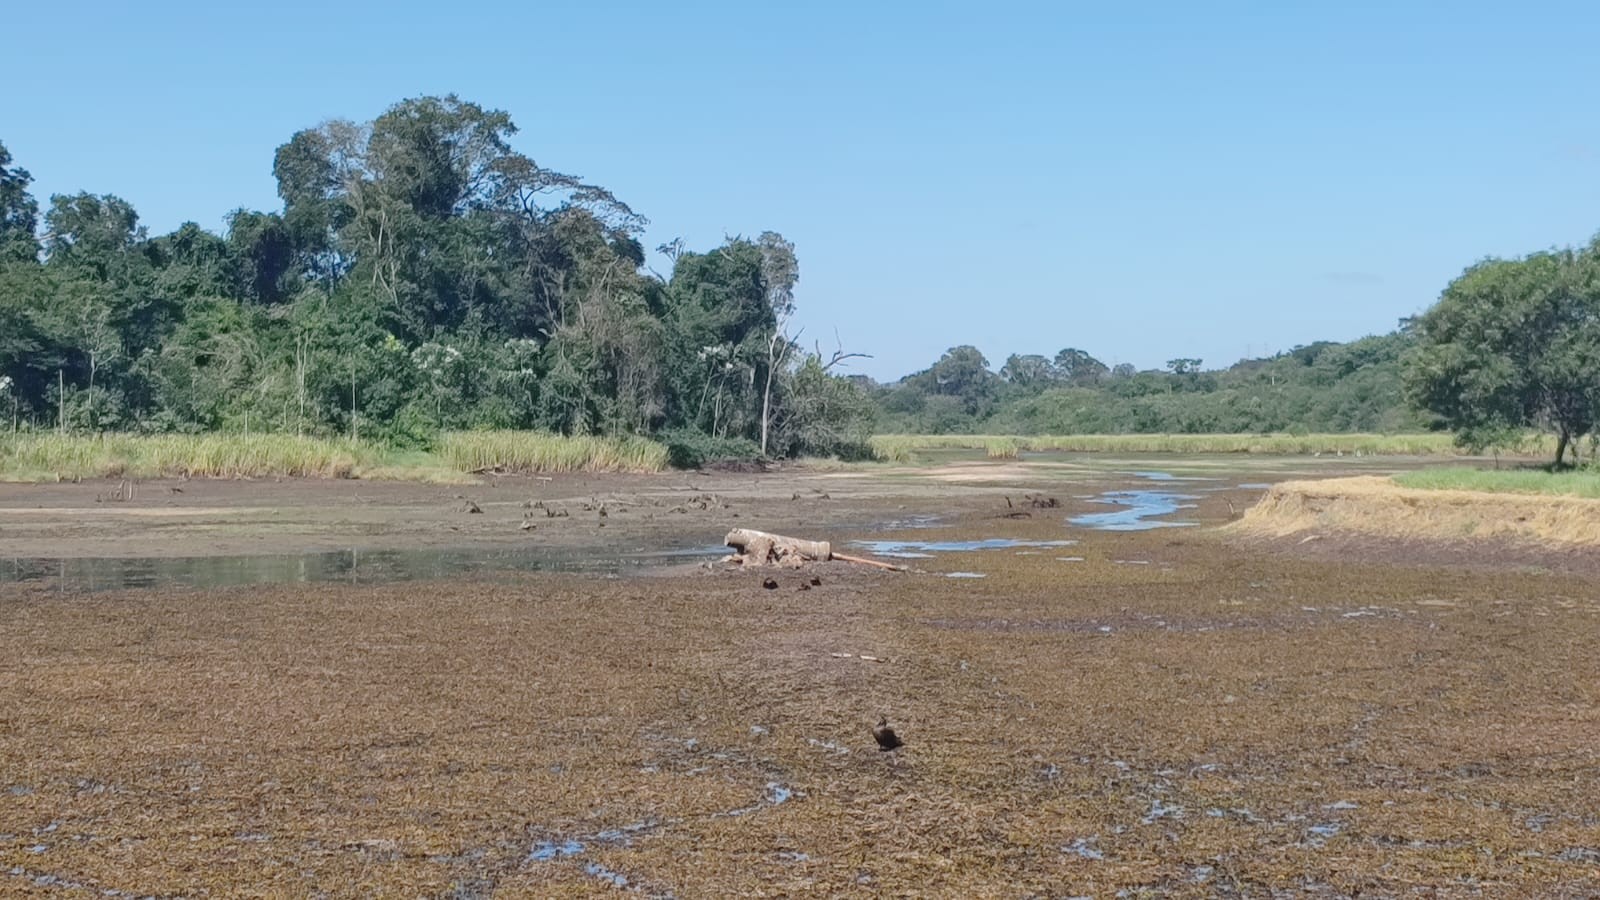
[863,332,1426,436]
[4,94,1595,463]
[0,95,872,461]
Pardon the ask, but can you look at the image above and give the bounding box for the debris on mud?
[872,717,904,751]
[726,529,831,569]
[94,480,137,503]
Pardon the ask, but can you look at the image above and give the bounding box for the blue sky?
[5,1,1600,380]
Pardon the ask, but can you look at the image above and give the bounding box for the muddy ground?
[2,455,1598,897]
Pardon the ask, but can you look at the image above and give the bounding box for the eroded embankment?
[1231,475,1600,546]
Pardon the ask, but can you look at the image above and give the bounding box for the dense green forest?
[4,93,1597,463]
[865,333,1424,436]
[0,95,873,459]
[0,88,1426,455]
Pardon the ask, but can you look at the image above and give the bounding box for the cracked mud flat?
[2,455,1599,896]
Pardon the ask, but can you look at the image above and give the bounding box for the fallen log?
[724,529,905,571]
[725,528,829,569]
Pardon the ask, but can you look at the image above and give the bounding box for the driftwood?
[724,529,905,571]
[827,552,906,572]
[96,480,136,503]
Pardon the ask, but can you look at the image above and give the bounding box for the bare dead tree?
[816,329,873,372]
[760,326,800,455]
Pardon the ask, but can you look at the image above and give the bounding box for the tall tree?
[904,345,1000,419]
[756,231,798,454]
[1053,347,1108,384]
[0,140,39,262]
[1405,247,1600,464]
[1000,353,1057,390]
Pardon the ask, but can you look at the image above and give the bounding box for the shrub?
[660,429,762,469]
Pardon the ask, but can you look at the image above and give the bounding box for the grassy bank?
[867,432,1532,462]
[0,431,669,482]
[1394,466,1600,499]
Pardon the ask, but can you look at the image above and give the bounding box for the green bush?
[660,429,762,469]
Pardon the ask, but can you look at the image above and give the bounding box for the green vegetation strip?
[1393,467,1600,499]
[0,431,668,482]
[867,432,1527,462]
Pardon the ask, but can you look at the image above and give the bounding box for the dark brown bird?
[872,717,903,752]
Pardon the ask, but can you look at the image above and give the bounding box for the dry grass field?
[3,459,1598,897]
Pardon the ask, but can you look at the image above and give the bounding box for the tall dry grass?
[0,433,380,481]
[867,432,1550,463]
[437,431,669,474]
[0,430,668,482]
[1231,475,1600,545]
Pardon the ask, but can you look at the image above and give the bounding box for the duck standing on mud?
[872,717,904,751]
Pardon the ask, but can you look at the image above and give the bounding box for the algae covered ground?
[2,456,1597,897]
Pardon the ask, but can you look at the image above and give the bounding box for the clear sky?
[5,1,1599,380]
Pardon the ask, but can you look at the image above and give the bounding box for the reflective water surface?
[1,543,727,593]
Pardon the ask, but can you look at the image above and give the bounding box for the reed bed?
[0,433,380,481]
[0,430,668,482]
[437,430,669,474]
[867,432,1546,462]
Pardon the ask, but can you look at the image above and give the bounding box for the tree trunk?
[760,373,773,455]
[1555,428,1570,468]
[725,528,832,563]
[760,327,795,456]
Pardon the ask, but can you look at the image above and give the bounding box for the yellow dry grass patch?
[1232,475,1600,545]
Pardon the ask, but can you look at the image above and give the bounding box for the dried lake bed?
[2,454,1597,896]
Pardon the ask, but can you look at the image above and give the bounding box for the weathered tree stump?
[724,529,904,571]
[725,528,831,568]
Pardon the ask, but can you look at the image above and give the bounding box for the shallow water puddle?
[850,538,1077,559]
[0,543,729,593]
[1063,836,1105,860]
[528,839,584,862]
[584,863,630,887]
[1126,470,1220,482]
[1069,489,1199,531]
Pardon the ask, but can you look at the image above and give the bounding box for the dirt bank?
[1232,475,1600,547]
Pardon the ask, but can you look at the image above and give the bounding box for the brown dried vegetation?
[2,481,1600,896]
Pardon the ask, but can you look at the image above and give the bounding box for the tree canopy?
[0,97,872,457]
[1404,244,1600,464]
[7,96,1597,461]
[868,333,1423,437]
